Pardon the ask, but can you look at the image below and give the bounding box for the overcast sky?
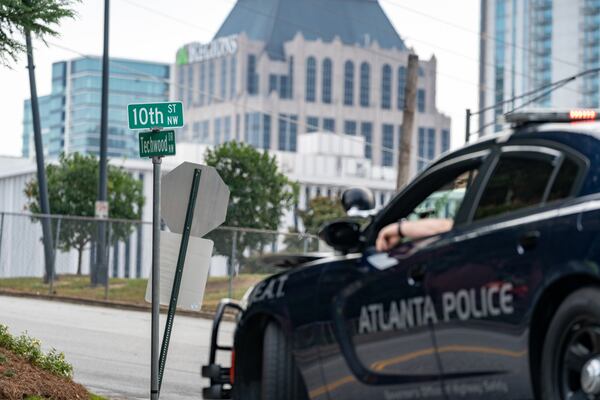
[0,0,479,157]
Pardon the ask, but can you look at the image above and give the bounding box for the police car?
[202,110,600,400]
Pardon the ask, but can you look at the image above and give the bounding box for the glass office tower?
[22,57,170,158]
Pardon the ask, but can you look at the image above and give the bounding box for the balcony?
[533,29,551,40]
[584,19,600,31]
[584,52,600,64]
[583,5,600,15]
[533,60,552,71]
[534,14,552,25]
[532,1,552,11]
[582,84,598,95]
[534,46,551,56]
[585,35,600,46]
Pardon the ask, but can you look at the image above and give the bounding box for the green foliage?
[0,0,79,66]
[3,369,15,377]
[204,142,299,268]
[0,324,73,378]
[24,153,144,273]
[205,142,298,230]
[298,196,346,235]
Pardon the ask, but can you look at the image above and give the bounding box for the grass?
[0,274,268,310]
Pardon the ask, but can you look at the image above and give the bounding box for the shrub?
[0,324,73,378]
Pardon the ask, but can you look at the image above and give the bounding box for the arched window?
[360,62,370,107]
[322,58,332,104]
[397,66,406,109]
[344,61,354,106]
[306,57,316,102]
[381,64,392,109]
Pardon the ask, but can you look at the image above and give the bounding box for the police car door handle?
[408,264,426,285]
[518,230,541,253]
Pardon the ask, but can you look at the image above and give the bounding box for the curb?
[0,289,235,321]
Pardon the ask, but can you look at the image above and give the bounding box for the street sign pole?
[151,153,161,400]
[158,168,202,390]
[127,101,184,400]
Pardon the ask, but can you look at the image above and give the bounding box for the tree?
[204,142,298,271]
[0,0,78,66]
[298,196,346,235]
[24,153,144,275]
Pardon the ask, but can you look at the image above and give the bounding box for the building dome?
[214,0,406,59]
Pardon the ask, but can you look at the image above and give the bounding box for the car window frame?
[365,149,493,245]
[464,140,588,226]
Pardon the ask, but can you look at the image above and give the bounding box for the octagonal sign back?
[161,162,230,238]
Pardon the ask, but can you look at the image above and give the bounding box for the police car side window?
[547,158,579,202]
[474,154,555,220]
[407,170,477,222]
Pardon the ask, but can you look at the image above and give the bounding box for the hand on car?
[376,222,402,252]
[376,219,454,252]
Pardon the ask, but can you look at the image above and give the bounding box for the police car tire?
[261,322,308,400]
[540,287,600,400]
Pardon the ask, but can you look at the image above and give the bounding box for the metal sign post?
[149,162,229,396]
[158,168,202,390]
[150,154,161,400]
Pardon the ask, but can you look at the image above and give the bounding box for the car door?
[425,144,583,399]
[314,152,487,400]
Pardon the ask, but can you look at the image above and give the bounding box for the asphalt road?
[0,295,234,400]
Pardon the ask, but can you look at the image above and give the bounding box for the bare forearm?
[400,219,454,239]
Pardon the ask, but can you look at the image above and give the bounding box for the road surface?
[0,295,234,399]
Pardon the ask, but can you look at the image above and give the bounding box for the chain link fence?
[0,212,321,309]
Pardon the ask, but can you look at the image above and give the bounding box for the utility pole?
[94,0,110,286]
[396,54,419,190]
[465,108,471,144]
[25,29,55,283]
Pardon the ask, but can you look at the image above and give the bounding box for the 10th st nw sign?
[127,101,184,130]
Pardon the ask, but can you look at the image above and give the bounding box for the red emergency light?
[505,109,600,125]
[569,109,597,121]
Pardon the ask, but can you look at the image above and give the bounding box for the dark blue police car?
[203,110,600,400]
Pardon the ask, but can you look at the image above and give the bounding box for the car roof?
[432,121,600,168]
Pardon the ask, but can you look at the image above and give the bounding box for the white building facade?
[173,0,451,175]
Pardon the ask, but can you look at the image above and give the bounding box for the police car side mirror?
[341,187,375,213]
[319,220,362,253]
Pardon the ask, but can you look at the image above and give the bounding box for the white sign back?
[161,163,230,238]
[145,231,213,311]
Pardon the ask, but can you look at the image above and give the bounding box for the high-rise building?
[173,0,451,174]
[22,57,170,159]
[479,0,600,135]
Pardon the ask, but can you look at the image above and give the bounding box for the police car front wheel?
[260,322,308,400]
[541,287,600,399]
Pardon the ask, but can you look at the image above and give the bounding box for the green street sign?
[139,130,176,158]
[128,102,184,130]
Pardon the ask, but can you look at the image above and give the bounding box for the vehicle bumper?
[202,299,244,399]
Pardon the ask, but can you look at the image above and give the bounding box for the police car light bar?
[504,109,600,125]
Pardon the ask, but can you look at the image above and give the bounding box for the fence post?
[303,234,309,253]
[229,230,238,299]
[0,212,4,275]
[136,223,143,278]
[105,222,112,300]
[49,217,61,296]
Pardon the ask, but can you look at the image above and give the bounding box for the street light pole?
[95,0,110,286]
